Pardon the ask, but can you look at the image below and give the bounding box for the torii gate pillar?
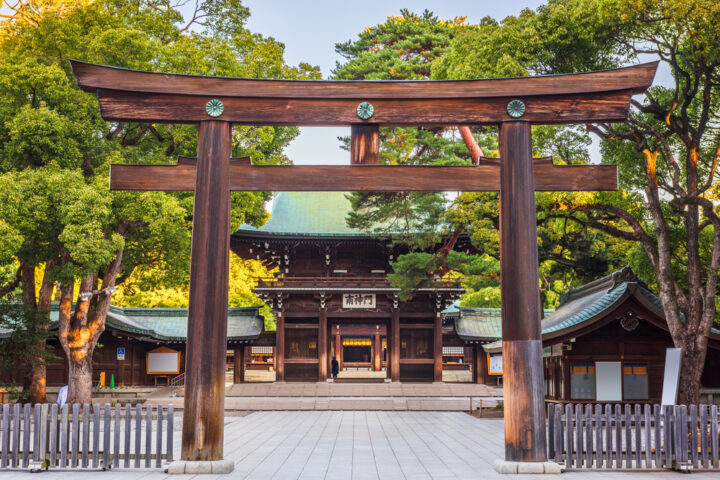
[181,120,232,462]
[498,122,547,464]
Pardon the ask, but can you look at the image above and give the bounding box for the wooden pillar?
[181,120,231,461]
[350,124,379,164]
[233,346,245,384]
[390,309,400,382]
[276,312,285,381]
[499,121,547,463]
[433,314,443,382]
[334,333,342,370]
[318,309,327,381]
[474,345,487,384]
[373,331,381,371]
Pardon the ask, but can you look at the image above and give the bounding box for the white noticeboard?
[595,361,622,401]
[147,350,180,374]
[488,354,503,375]
[661,348,682,406]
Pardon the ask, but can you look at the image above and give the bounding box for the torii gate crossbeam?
[71,60,657,470]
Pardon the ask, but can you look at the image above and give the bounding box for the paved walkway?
[226,382,498,397]
[3,411,719,479]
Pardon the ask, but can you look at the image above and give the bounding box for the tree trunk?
[19,263,52,404]
[677,332,708,405]
[67,350,93,405]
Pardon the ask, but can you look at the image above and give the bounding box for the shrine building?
[231,191,466,382]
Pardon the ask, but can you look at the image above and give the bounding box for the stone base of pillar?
[167,459,235,474]
[492,460,563,475]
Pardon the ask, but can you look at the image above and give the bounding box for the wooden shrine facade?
[231,199,464,382]
[72,60,657,464]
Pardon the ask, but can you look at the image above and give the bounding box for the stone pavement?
[3,411,719,479]
[150,382,502,411]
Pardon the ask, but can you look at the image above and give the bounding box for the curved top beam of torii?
[70,60,657,126]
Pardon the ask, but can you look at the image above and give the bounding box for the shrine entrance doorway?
[330,321,387,381]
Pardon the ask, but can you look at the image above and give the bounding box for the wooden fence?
[548,403,719,470]
[0,403,174,470]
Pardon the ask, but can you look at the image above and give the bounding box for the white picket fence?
[548,403,720,470]
[0,403,174,470]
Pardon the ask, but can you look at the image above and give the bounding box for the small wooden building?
[456,267,720,403]
[0,305,264,387]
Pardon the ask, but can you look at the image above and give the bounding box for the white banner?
[343,293,376,309]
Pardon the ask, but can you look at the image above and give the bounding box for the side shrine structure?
[231,192,464,383]
[71,60,658,470]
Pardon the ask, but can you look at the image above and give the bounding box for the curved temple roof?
[451,267,720,352]
[235,192,365,237]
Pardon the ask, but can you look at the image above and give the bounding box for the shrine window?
[622,364,649,400]
[570,363,596,400]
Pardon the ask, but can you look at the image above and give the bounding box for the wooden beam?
[498,121,547,462]
[109,158,617,192]
[72,60,657,98]
[181,120,231,461]
[351,124,379,164]
[95,88,633,125]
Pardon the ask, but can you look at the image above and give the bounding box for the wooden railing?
[256,276,462,289]
[0,403,173,470]
[547,403,720,470]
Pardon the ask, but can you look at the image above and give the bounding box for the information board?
[146,347,181,374]
[488,353,503,375]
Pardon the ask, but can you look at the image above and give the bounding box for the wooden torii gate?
[72,60,656,466]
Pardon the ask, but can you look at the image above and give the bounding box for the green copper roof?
[1,304,264,342]
[454,307,554,342]
[236,192,368,237]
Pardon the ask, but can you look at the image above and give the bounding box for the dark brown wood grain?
[181,120,231,461]
[95,89,633,125]
[434,314,443,382]
[71,60,657,98]
[502,340,547,461]
[351,124,379,164]
[498,122,547,462]
[390,309,400,382]
[109,161,617,192]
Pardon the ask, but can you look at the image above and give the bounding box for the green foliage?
[0,0,319,315]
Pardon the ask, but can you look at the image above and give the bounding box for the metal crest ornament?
[205,99,224,117]
[506,99,526,118]
[356,101,375,120]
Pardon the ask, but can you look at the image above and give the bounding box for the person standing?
[331,356,339,380]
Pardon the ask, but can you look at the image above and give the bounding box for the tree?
[436,0,720,403]
[335,9,631,310]
[0,0,318,403]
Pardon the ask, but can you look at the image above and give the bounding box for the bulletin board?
[146,346,181,375]
[488,353,503,375]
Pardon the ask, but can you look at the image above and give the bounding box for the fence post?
[547,404,555,460]
[49,403,58,468]
[167,405,174,463]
